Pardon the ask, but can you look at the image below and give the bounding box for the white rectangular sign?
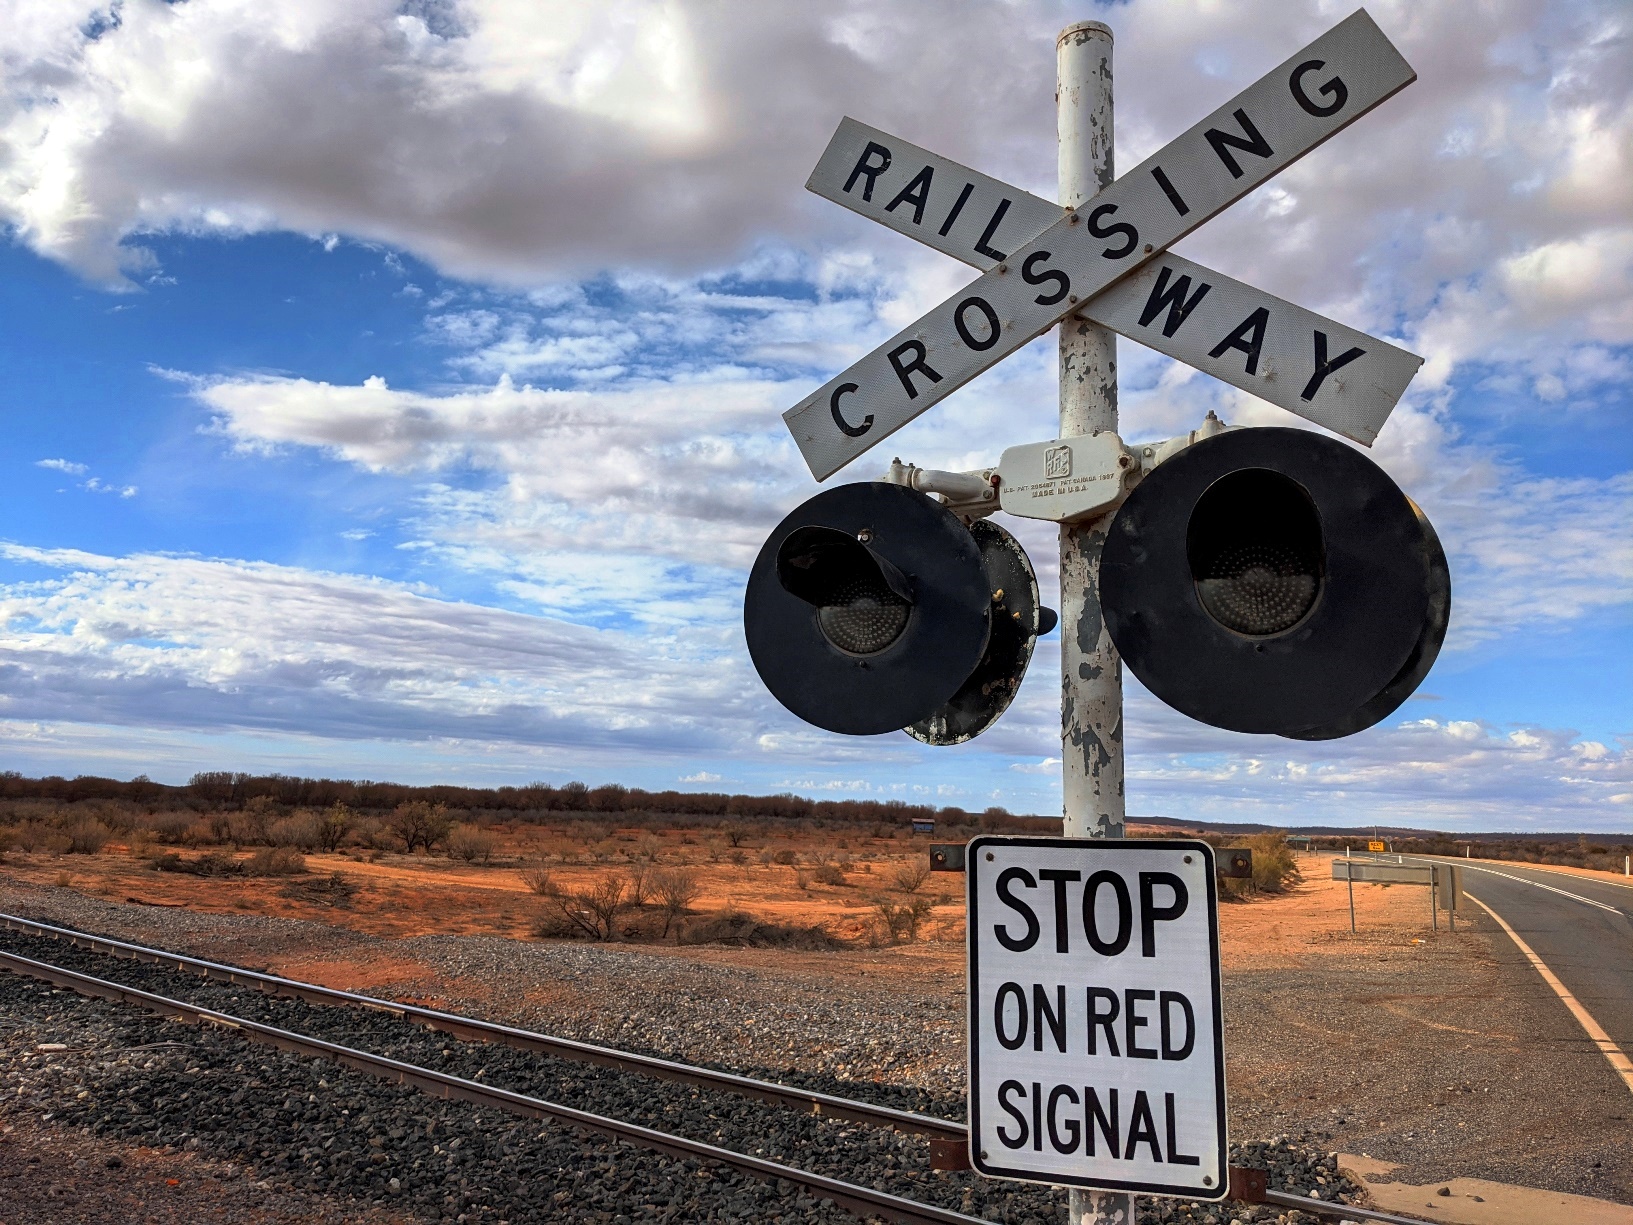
[785,9,1416,479]
[809,118,1423,446]
[967,836,1227,1199]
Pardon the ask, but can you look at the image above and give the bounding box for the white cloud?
[1009,757,1061,775]
[0,542,770,754]
[1,0,1623,400]
[679,770,720,783]
[35,458,87,475]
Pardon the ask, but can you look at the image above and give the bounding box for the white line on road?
[1467,858,1633,893]
[1465,893,1633,1097]
[1400,857,1623,914]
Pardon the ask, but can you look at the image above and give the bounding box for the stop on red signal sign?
[966,837,1227,1199]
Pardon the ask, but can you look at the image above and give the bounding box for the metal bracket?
[1133,409,1232,475]
[928,1138,971,1171]
[882,458,999,521]
[928,844,966,872]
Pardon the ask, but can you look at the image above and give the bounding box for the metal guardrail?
[0,912,1436,1223]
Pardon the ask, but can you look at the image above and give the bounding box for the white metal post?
[1345,846,1355,933]
[1057,20,1131,1225]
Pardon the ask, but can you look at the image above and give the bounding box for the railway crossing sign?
[807,117,1424,449]
[967,837,1227,1198]
[784,9,1416,480]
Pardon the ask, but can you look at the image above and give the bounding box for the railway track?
[0,911,960,1142]
[0,912,1429,1224]
[0,943,984,1225]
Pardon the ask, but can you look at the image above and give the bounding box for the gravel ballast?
[0,914,1370,1224]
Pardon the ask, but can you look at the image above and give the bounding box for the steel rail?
[0,911,961,1141]
[1262,1188,1433,1224]
[0,947,990,1225]
[0,915,1435,1224]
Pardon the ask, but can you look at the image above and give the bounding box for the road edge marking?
[1455,864,1620,913]
[1466,892,1633,1096]
[1468,857,1633,893]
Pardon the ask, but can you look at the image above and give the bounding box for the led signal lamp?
[743,482,1056,740]
[1100,427,1450,739]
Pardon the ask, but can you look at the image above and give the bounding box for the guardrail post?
[1345,847,1355,933]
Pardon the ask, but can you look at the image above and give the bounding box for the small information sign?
[967,836,1227,1199]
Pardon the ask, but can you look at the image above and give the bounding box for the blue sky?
[0,0,1628,831]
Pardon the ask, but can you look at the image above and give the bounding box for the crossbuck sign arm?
[808,117,1424,449]
[783,8,1416,481]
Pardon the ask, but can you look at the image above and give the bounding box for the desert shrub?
[208,810,236,844]
[314,804,352,853]
[873,895,935,943]
[245,847,307,876]
[890,859,931,893]
[520,865,557,896]
[812,862,847,887]
[772,849,797,866]
[677,909,840,950]
[723,824,750,848]
[151,851,243,876]
[269,812,322,851]
[727,848,747,866]
[62,817,111,855]
[794,866,813,890]
[239,795,279,845]
[352,816,395,851]
[535,874,626,940]
[279,872,357,908]
[447,824,500,864]
[390,801,453,854]
[650,866,702,937]
[625,861,650,906]
[148,812,194,844]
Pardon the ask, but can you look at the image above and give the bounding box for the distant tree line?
[0,769,1046,830]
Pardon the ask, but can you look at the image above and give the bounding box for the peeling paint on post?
[1057,20,1130,1225]
[1058,18,1124,847]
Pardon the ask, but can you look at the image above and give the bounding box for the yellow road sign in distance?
[1367,840,1386,852]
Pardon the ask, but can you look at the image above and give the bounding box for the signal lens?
[816,575,911,655]
[776,525,914,657]
[1187,469,1323,637]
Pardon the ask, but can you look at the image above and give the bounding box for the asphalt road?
[1403,855,1633,1081]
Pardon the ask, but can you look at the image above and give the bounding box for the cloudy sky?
[0,0,1627,831]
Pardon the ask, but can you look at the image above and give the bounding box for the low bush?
[535,874,627,940]
[447,824,499,864]
[873,895,935,943]
[891,858,931,894]
[279,871,357,908]
[650,866,702,937]
[245,847,307,876]
[269,813,322,851]
[676,908,840,950]
[63,817,112,855]
[151,851,243,876]
[811,863,847,887]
